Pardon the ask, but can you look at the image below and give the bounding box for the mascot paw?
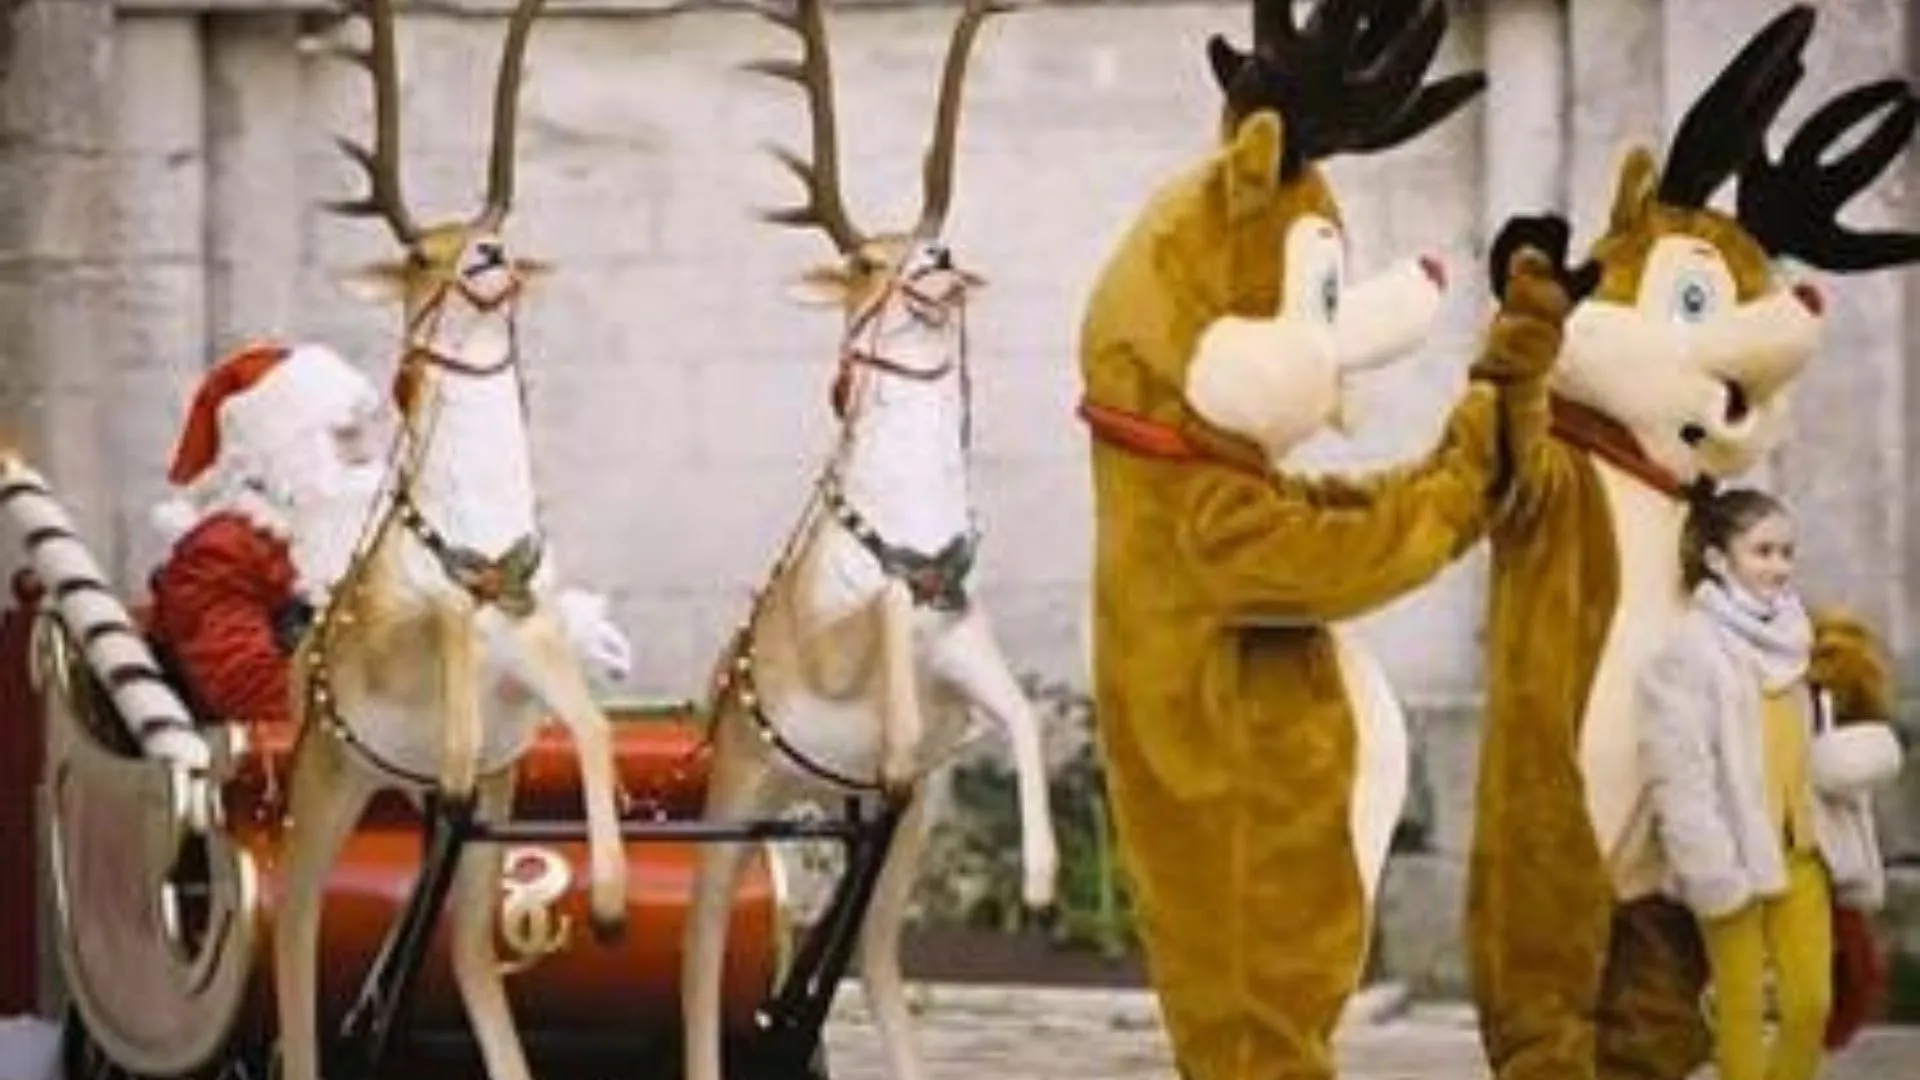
[1810,608,1896,723]
[1487,212,1602,304]
[1471,242,1576,384]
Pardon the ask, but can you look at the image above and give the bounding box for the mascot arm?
[1470,246,1580,523]
[150,527,293,726]
[1636,644,1749,919]
[1177,387,1500,623]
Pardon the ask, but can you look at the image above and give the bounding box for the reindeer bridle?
[833,261,972,406]
[399,273,526,377]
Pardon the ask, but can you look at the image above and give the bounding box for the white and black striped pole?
[0,453,211,789]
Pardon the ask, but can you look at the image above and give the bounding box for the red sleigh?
[0,568,901,1079]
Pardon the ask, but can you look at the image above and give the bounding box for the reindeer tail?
[0,454,207,770]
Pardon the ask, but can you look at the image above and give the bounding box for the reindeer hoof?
[590,910,627,944]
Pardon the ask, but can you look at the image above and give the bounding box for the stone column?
[1565,0,1661,236]
[1903,7,1920,687]
[0,0,119,545]
[205,11,303,354]
[1480,0,1567,231]
[110,12,206,581]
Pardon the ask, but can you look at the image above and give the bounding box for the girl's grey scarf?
[1693,577,1813,692]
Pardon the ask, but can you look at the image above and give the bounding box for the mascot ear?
[1225,110,1286,222]
[1608,147,1661,235]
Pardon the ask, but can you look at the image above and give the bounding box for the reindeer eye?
[1671,273,1717,323]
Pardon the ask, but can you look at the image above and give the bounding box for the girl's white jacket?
[1634,609,1903,919]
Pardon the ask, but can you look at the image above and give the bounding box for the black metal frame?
[322,789,907,1080]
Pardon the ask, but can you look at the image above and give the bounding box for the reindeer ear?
[786,265,855,307]
[339,262,411,304]
[515,257,555,282]
[1225,110,1286,221]
[1609,147,1661,234]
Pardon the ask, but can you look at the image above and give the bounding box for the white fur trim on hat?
[1810,721,1906,798]
[217,344,377,469]
[149,497,199,544]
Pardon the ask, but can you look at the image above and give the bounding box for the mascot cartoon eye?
[1319,269,1341,320]
[1671,273,1718,324]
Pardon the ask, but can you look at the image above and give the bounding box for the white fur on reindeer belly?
[402,367,540,588]
[1578,460,1690,899]
[1330,627,1408,907]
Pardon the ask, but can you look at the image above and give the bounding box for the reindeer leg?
[856,784,932,1080]
[274,732,379,1080]
[927,607,1058,909]
[447,768,533,1080]
[437,601,483,800]
[876,579,923,798]
[682,711,773,1080]
[495,609,627,937]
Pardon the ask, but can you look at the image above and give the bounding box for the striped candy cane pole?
[0,453,209,775]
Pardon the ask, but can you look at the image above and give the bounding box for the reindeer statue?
[679,3,1055,1080]
[272,3,630,1080]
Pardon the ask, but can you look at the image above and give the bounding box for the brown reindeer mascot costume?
[1465,7,1917,1080]
[1074,1,1580,1077]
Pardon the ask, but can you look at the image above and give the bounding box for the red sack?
[1825,903,1888,1050]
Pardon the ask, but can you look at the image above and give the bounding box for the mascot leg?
[1594,897,1711,1080]
[1466,748,1615,1080]
[1103,683,1365,1080]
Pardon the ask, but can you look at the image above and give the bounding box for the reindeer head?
[1171,0,1483,460]
[1545,5,1920,485]
[328,0,550,376]
[750,0,1007,407]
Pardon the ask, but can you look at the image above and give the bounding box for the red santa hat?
[166,340,375,488]
[152,341,377,541]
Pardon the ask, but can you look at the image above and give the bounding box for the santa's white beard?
[286,461,384,598]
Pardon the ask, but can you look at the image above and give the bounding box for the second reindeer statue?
[274,4,630,1080]
[680,3,1057,1080]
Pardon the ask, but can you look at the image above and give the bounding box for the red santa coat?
[148,511,300,728]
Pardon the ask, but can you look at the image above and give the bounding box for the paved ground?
[820,984,1920,1080]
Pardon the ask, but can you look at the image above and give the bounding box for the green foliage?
[913,675,1140,959]
[1888,950,1920,1022]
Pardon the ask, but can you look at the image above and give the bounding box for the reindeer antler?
[476,0,549,230]
[915,0,1011,238]
[326,0,420,246]
[747,0,867,254]
[1736,79,1920,272]
[1656,4,1812,210]
[1207,0,1485,177]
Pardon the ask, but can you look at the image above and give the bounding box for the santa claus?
[146,340,631,727]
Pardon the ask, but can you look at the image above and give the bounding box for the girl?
[1636,487,1902,1080]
